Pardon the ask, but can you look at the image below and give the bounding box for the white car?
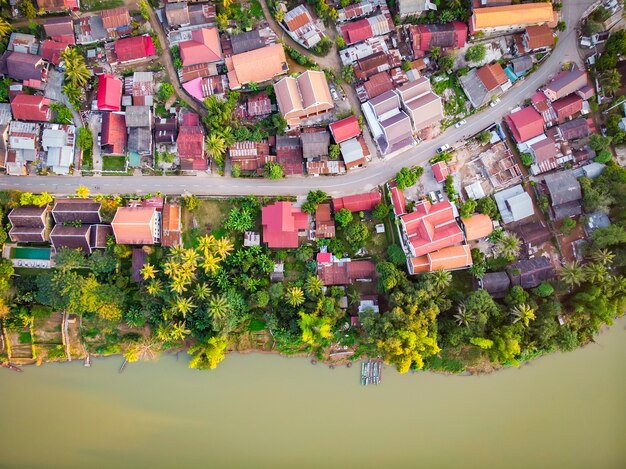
[454,119,467,128]
[490,98,501,107]
[330,87,339,101]
[436,144,450,154]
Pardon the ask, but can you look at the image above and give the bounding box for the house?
[460,63,510,108]
[165,2,191,28]
[161,203,182,247]
[182,75,227,101]
[126,106,153,157]
[362,90,413,155]
[336,1,374,23]
[41,123,76,174]
[229,140,271,173]
[8,205,50,243]
[476,271,511,298]
[41,40,69,66]
[552,94,583,124]
[507,257,555,289]
[283,5,325,48]
[284,5,312,32]
[177,112,206,170]
[523,25,554,52]
[333,191,381,212]
[301,131,330,159]
[396,77,444,134]
[8,33,39,55]
[50,225,93,253]
[154,118,177,146]
[101,7,131,34]
[505,106,544,143]
[274,70,333,128]
[511,56,533,76]
[409,21,467,58]
[557,118,590,141]
[0,104,11,169]
[306,159,346,175]
[362,71,394,100]
[340,14,393,45]
[398,0,438,19]
[409,245,473,274]
[247,92,272,117]
[389,182,407,216]
[353,51,393,81]
[11,94,51,122]
[329,115,361,144]
[111,207,159,245]
[261,201,308,248]
[317,259,376,285]
[124,72,155,107]
[544,170,582,220]
[469,3,556,35]
[6,121,39,175]
[543,69,588,102]
[114,35,156,64]
[44,17,75,44]
[36,0,78,12]
[431,161,449,183]
[97,74,122,112]
[90,224,114,249]
[528,136,559,174]
[511,220,551,247]
[52,198,101,224]
[230,30,265,55]
[179,28,222,67]
[461,214,493,241]
[339,136,369,169]
[225,44,288,90]
[125,106,152,129]
[339,36,388,66]
[6,52,48,82]
[101,112,127,155]
[275,135,303,175]
[315,203,335,238]
[400,200,463,257]
[75,15,108,45]
[493,184,535,224]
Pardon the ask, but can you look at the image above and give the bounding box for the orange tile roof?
[111,207,156,245]
[476,63,508,91]
[462,214,493,241]
[428,245,473,271]
[161,203,181,247]
[226,44,287,89]
[472,4,555,31]
[525,24,554,50]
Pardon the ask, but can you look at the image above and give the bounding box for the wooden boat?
[2,362,23,373]
[84,354,91,367]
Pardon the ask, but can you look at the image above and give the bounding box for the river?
[1,318,625,469]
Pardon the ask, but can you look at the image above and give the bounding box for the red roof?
[333,192,381,212]
[409,21,467,58]
[97,74,122,111]
[329,115,361,143]
[115,35,155,63]
[101,111,126,154]
[505,106,544,142]
[262,201,308,248]
[389,183,406,216]
[431,161,449,183]
[10,93,51,122]
[317,252,332,264]
[41,40,69,65]
[177,126,204,160]
[340,19,373,45]
[551,94,583,124]
[400,200,463,257]
[179,27,222,67]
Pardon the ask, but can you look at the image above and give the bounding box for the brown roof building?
[52,198,101,224]
[111,207,159,245]
[225,44,288,90]
[396,77,444,134]
[101,7,131,31]
[8,205,50,243]
[50,224,92,253]
[229,140,272,173]
[523,25,554,51]
[274,70,333,128]
[315,203,335,238]
[161,203,181,247]
[90,224,114,249]
[317,259,376,285]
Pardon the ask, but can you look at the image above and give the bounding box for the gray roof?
[479,271,511,298]
[586,212,610,232]
[551,200,582,220]
[339,137,364,165]
[544,170,581,205]
[301,131,330,158]
[231,30,264,55]
[493,184,534,224]
[128,127,152,154]
[508,257,555,289]
[581,162,605,179]
[125,106,152,128]
[459,68,488,108]
[399,0,430,16]
[511,56,533,75]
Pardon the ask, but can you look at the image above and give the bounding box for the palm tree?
[305,275,323,298]
[584,262,608,283]
[0,18,12,38]
[495,232,521,259]
[214,237,234,259]
[600,69,622,96]
[206,134,226,163]
[156,323,171,342]
[429,270,452,290]
[141,263,158,280]
[200,253,220,275]
[163,260,179,278]
[454,305,474,328]
[286,287,305,308]
[182,248,199,265]
[591,249,615,266]
[198,234,216,254]
[62,48,90,87]
[208,294,229,320]
[169,322,191,341]
[174,296,196,317]
[124,337,161,363]
[560,260,585,288]
[511,304,536,327]
[193,283,211,301]
[169,244,186,260]
[146,279,164,296]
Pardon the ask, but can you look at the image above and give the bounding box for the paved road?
[0,0,593,196]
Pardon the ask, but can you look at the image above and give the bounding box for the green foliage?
[533,282,554,298]
[556,20,566,32]
[341,65,355,84]
[560,218,576,235]
[438,54,455,72]
[465,44,487,63]
[395,166,423,190]
[334,208,353,228]
[51,103,73,124]
[157,83,174,102]
[20,0,37,19]
[476,196,498,219]
[345,222,369,252]
[594,150,613,164]
[477,131,491,144]
[443,175,456,199]
[387,244,406,266]
[372,203,390,221]
[231,164,241,178]
[264,161,284,179]
[223,206,254,232]
[182,194,200,212]
[139,0,150,20]
[329,144,341,160]
[171,45,182,69]
[520,153,534,167]
[459,199,477,218]
[470,337,493,349]
[188,337,227,370]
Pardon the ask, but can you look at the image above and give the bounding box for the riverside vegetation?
[1,165,625,374]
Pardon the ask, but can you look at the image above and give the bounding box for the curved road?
[0,0,593,196]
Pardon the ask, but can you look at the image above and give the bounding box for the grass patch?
[102,156,127,172]
[81,0,124,11]
[182,199,233,247]
[364,220,389,259]
[249,319,267,332]
[450,269,472,294]
[423,352,465,373]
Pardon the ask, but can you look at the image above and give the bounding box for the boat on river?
[2,362,23,373]
[361,360,382,385]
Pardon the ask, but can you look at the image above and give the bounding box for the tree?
[208,295,229,321]
[439,54,455,72]
[430,46,441,61]
[560,261,585,288]
[376,262,404,292]
[139,0,150,20]
[174,296,196,318]
[51,103,72,124]
[395,167,422,190]
[141,263,158,280]
[336,35,346,49]
[556,20,567,32]
[62,48,90,87]
[520,153,534,167]
[329,144,341,160]
[341,65,355,84]
[372,203,390,221]
[465,44,487,63]
[459,199,477,218]
[223,206,254,232]
[495,232,520,260]
[477,196,498,218]
[304,275,323,298]
[206,134,226,168]
[387,244,406,266]
[264,161,284,179]
[533,282,554,298]
[20,0,37,19]
[0,18,11,38]
[600,69,622,95]
[454,305,474,327]
[334,208,353,228]
[477,131,491,144]
[188,336,228,370]
[182,194,200,212]
[560,218,576,235]
[591,248,615,266]
[402,60,413,72]
[511,304,536,327]
[591,225,626,249]
[594,150,613,164]
[345,222,369,252]
[75,185,90,198]
[589,134,612,153]
[298,312,333,347]
[286,287,305,307]
[157,82,174,102]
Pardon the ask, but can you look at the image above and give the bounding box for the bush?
[335,208,353,228]
[157,83,174,102]
[520,153,534,167]
[594,150,612,164]
[560,218,576,235]
[477,197,498,219]
[372,203,390,221]
[264,162,284,179]
[387,244,406,265]
[533,282,554,298]
[465,44,487,63]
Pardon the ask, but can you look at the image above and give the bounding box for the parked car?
[436,144,450,153]
[330,86,339,101]
[490,98,501,107]
[454,119,467,128]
